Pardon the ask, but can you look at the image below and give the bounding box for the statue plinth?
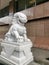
[1,41,33,65]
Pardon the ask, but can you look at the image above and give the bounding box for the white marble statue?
[1,12,33,65]
[4,12,30,43]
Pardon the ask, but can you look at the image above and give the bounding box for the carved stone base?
[1,41,33,65]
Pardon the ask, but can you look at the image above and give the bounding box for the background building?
[0,0,49,50]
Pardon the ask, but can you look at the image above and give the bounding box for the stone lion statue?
[4,12,30,42]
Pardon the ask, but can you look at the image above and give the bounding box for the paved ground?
[28,61,41,65]
[32,47,49,65]
[32,47,49,61]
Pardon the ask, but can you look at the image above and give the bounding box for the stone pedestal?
[0,41,33,65]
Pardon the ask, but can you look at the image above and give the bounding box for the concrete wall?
[0,24,10,38]
[25,18,49,49]
[21,2,49,49]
